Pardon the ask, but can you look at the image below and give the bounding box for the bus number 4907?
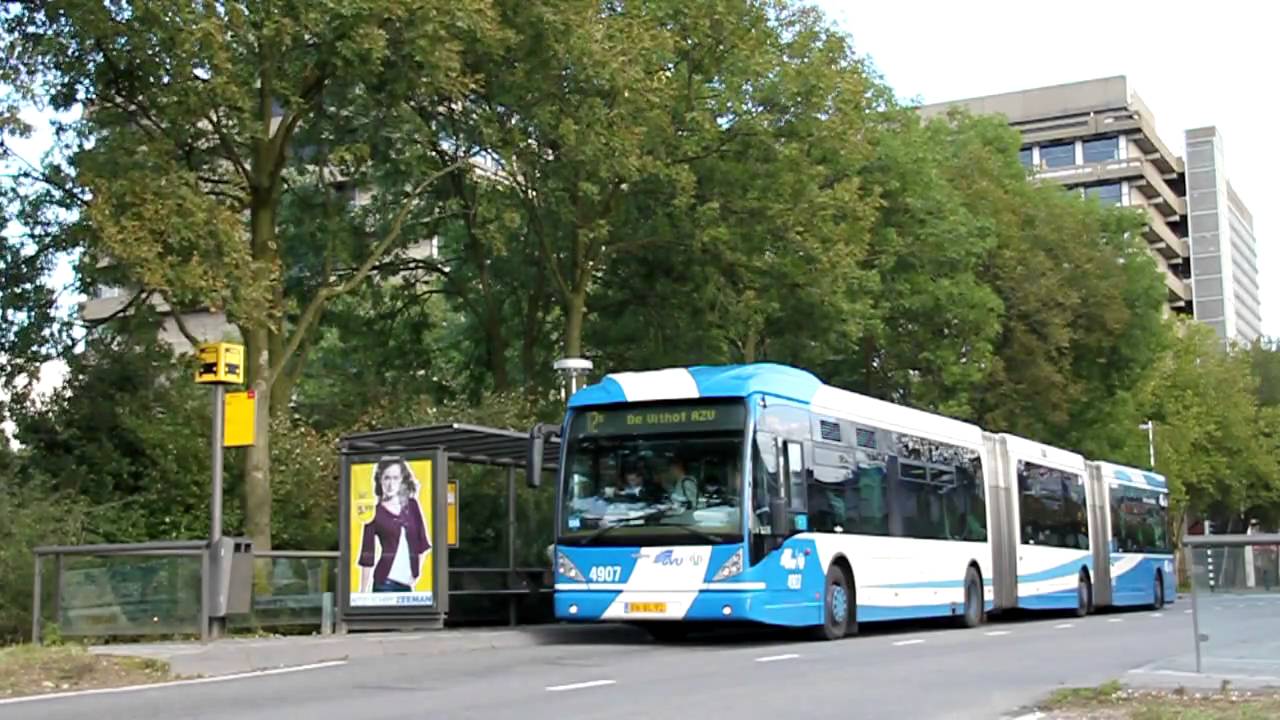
[588,566,622,583]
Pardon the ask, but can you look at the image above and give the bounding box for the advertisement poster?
[349,456,434,607]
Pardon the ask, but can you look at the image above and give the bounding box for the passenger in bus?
[615,462,665,504]
[663,458,699,508]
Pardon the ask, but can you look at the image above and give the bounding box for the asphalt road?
[7,605,1199,720]
[1137,592,1280,679]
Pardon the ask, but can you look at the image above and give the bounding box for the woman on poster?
[358,456,432,593]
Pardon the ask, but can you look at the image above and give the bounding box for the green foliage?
[13,325,221,542]
[1141,322,1280,533]
[0,476,90,643]
[3,0,502,549]
[5,0,1280,572]
[268,416,339,550]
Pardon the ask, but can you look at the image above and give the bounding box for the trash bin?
[208,537,254,617]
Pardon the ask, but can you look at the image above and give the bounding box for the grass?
[0,643,172,699]
[1035,680,1280,719]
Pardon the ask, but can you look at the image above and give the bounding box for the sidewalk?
[88,624,647,677]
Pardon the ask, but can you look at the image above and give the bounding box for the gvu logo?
[654,549,683,566]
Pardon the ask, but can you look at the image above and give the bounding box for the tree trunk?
[243,187,277,551]
[521,254,547,391]
[741,329,759,364]
[243,326,274,552]
[484,298,509,392]
[563,290,586,358]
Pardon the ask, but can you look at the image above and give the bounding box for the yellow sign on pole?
[447,480,459,548]
[196,342,245,385]
[223,390,256,447]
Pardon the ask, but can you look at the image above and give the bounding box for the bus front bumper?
[553,588,818,626]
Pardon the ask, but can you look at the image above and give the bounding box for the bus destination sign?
[570,402,746,437]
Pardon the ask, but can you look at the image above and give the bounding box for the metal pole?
[53,554,63,628]
[32,554,43,646]
[1147,421,1156,469]
[1190,547,1204,673]
[507,465,517,627]
[211,384,226,544]
[200,545,211,643]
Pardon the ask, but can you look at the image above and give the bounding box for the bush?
[0,474,90,644]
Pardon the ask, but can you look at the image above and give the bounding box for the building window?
[1082,137,1119,164]
[1039,142,1075,168]
[1018,148,1033,168]
[1085,183,1123,207]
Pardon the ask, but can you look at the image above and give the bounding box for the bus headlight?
[557,551,586,582]
[711,548,744,581]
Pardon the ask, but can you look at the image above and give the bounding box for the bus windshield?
[559,402,746,546]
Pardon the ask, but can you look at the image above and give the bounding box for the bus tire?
[812,564,852,641]
[958,566,984,628]
[1150,572,1165,610]
[1074,573,1092,618]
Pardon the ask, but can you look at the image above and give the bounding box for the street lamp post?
[553,357,594,402]
[1139,420,1155,469]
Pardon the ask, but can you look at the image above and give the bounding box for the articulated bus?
[528,363,1174,640]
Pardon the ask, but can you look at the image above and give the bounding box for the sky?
[815,0,1279,336]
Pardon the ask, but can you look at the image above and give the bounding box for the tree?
[836,110,1009,416]
[12,318,220,542]
[975,179,1167,456]
[1248,338,1280,408]
[586,0,885,370]
[4,0,497,548]
[1138,321,1278,541]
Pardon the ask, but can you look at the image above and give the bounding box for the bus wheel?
[1074,573,1092,618]
[958,566,984,628]
[812,564,851,641]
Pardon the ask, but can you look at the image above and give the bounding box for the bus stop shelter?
[337,423,560,633]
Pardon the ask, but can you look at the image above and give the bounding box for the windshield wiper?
[654,521,725,544]
[574,518,647,545]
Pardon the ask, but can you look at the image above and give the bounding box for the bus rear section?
[1087,462,1175,610]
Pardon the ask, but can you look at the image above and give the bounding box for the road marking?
[755,653,801,663]
[1053,623,1074,629]
[0,660,348,706]
[985,630,1011,636]
[1150,613,1164,618]
[1185,610,1193,614]
[1107,618,1124,623]
[546,680,616,692]
[892,639,925,646]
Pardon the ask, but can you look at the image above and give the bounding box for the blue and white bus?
[528,363,1173,640]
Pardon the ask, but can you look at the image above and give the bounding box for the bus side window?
[752,431,780,528]
[784,441,806,512]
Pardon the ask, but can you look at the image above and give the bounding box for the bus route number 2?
[588,565,623,583]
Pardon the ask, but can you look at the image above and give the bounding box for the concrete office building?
[919,76,1193,317]
[1184,126,1262,344]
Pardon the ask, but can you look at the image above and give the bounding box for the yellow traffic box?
[196,342,245,385]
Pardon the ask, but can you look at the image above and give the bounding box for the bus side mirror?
[527,423,558,489]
